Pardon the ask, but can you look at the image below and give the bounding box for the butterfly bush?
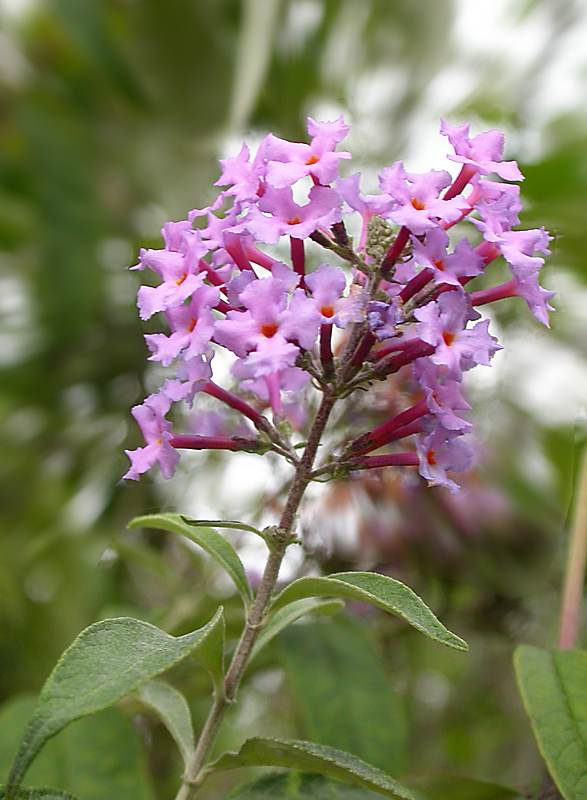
[125,117,553,494]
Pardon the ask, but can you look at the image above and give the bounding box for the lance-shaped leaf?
[249,599,345,662]
[128,514,252,603]
[0,790,79,800]
[514,645,587,800]
[7,609,223,789]
[271,573,467,651]
[137,681,194,769]
[209,738,421,800]
[181,516,267,543]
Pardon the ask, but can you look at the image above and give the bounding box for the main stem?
[558,447,587,649]
[175,392,335,799]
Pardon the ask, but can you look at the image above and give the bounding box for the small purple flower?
[144,284,219,366]
[379,162,466,234]
[440,119,524,181]
[415,292,501,377]
[244,185,342,244]
[408,228,483,287]
[124,393,179,481]
[416,426,474,494]
[414,360,472,433]
[306,265,365,327]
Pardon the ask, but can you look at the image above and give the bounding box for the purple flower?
[214,140,268,202]
[515,272,556,327]
[440,120,524,181]
[144,284,219,366]
[263,116,351,189]
[135,232,209,321]
[124,393,179,481]
[379,162,466,234]
[244,185,342,244]
[162,356,213,405]
[408,229,483,287]
[306,265,365,327]
[415,292,501,377]
[413,360,472,433]
[416,426,474,494]
[368,299,402,340]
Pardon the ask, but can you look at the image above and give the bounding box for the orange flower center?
[175,272,188,286]
[261,322,278,338]
[320,305,335,318]
[287,216,302,225]
[427,449,437,465]
[305,154,320,166]
[410,198,426,211]
[187,317,197,333]
[442,330,455,346]
[434,258,445,271]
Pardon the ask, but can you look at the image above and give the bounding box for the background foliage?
[1,0,586,797]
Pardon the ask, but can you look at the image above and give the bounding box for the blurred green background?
[1,0,586,797]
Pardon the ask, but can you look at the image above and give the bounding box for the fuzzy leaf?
[271,573,467,651]
[137,681,194,768]
[514,645,587,800]
[180,516,267,542]
[128,514,252,603]
[210,738,420,800]
[250,599,344,662]
[6,610,223,788]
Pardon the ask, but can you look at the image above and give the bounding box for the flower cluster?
[125,117,552,493]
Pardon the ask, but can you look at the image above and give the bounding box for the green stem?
[558,447,587,649]
[175,392,336,799]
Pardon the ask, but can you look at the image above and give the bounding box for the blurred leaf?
[514,645,587,800]
[137,680,194,769]
[210,738,419,799]
[0,789,78,799]
[129,514,252,604]
[250,599,345,662]
[406,775,521,799]
[278,618,407,773]
[7,610,223,787]
[0,696,154,799]
[226,771,384,798]
[271,573,468,651]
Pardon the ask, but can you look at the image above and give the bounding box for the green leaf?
[180,516,267,542]
[405,776,521,800]
[6,610,223,789]
[0,696,154,799]
[0,789,78,800]
[137,681,194,769]
[514,645,587,800]
[226,771,384,798]
[190,602,225,696]
[271,573,468,651]
[250,599,345,662]
[209,738,420,800]
[278,618,407,773]
[128,514,252,603]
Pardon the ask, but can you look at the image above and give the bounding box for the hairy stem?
[175,392,335,799]
[558,447,587,649]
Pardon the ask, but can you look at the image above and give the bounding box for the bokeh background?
[1,0,586,797]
